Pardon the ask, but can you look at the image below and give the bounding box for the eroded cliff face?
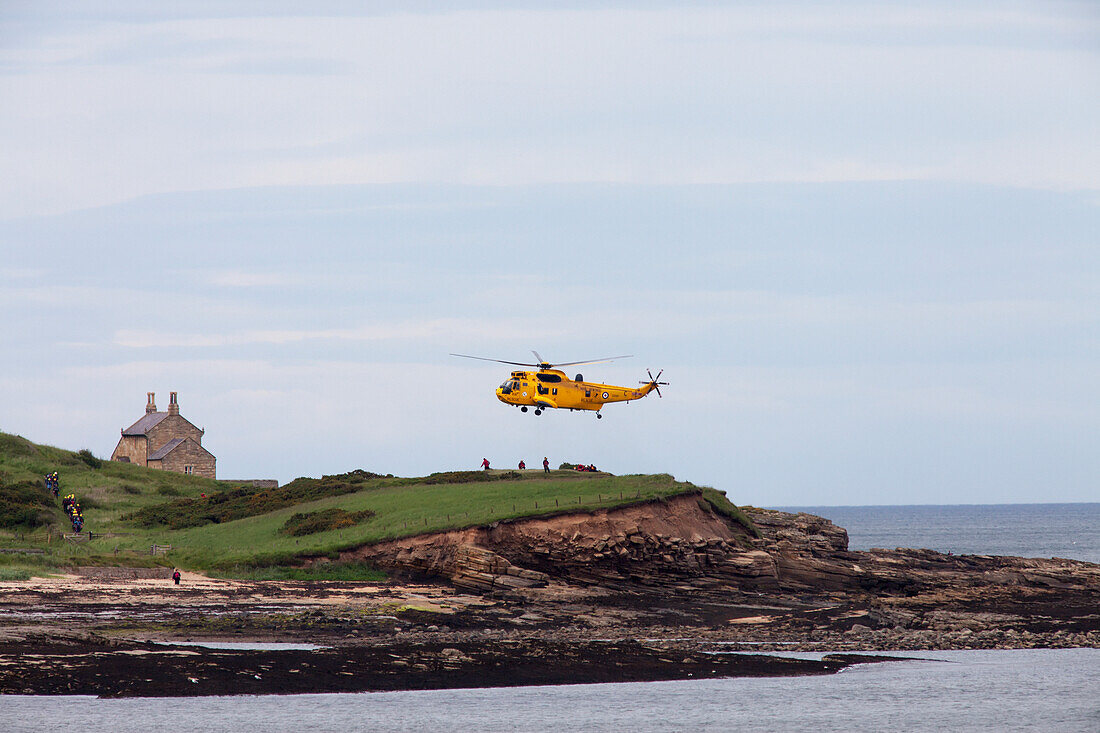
[341,493,828,592]
[337,493,1100,605]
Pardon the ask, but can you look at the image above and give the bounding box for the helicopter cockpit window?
[499,380,513,394]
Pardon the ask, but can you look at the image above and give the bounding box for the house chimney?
[168,391,179,416]
[146,392,157,414]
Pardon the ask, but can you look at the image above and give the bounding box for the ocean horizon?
[780,502,1100,565]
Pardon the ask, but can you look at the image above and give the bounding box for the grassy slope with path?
[0,432,752,577]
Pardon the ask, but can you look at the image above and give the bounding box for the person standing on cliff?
[172,569,181,585]
[542,457,550,474]
[481,458,490,470]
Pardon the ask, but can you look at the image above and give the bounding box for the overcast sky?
[1,1,1097,505]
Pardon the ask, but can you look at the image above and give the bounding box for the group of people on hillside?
[61,492,84,532]
[482,457,552,474]
[573,463,599,472]
[44,472,60,497]
[47,471,88,533]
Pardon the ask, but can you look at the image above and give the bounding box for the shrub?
[280,508,377,536]
[421,470,497,485]
[124,467,531,529]
[77,449,102,469]
[420,470,523,484]
[559,463,575,470]
[124,469,386,529]
[155,486,181,496]
[0,568,31,581]
[0,481,58,528]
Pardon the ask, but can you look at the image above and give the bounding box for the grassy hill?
[0,432,750,579]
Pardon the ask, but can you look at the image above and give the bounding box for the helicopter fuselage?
[495,369,657,413]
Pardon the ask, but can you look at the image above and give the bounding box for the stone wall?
[148,438,216,479]
[110,435,147,465]
[146,414,203,454]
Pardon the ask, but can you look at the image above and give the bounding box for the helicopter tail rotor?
[640,369,668,398]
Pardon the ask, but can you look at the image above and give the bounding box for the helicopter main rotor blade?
[450,353,537,367]
[452,352,634,370]
[554,355,633,368]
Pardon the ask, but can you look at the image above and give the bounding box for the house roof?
[122,412,169,436]
[147,437,215,462]
[147,438,186,461]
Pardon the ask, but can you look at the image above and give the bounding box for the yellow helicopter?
[451,351,667,418]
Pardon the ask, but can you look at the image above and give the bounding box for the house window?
[184,465,193,475]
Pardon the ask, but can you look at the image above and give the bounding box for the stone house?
[110,392,216,478]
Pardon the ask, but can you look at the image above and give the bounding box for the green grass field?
[0,432,750,575]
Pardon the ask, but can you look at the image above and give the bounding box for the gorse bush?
[123,468,533,529]
[0,481,58,528]
[77,449,102,469]
[419,470,522,484]
[123,470,387,529]
[280,508,376,536]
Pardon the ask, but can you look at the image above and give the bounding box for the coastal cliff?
[337,493,1100,651]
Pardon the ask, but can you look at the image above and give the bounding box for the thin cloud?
[111,318,562,348]
[202,270,291,288]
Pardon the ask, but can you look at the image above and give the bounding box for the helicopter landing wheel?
[534,409,542,416]
[596,413,603,419]
[520,406,528,413]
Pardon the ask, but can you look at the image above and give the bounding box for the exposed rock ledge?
[335,492,1100,603]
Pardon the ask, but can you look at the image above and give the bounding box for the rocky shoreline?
[1,499,1096,696]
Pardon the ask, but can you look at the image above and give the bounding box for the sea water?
[785,503,1100,564]
[3,649,1098,732]
[3,504,1098,730]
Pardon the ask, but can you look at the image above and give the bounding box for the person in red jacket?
[518,460,526,470]
[481,458,490,470]
[542,457,550,474]
[172,569,181,585]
